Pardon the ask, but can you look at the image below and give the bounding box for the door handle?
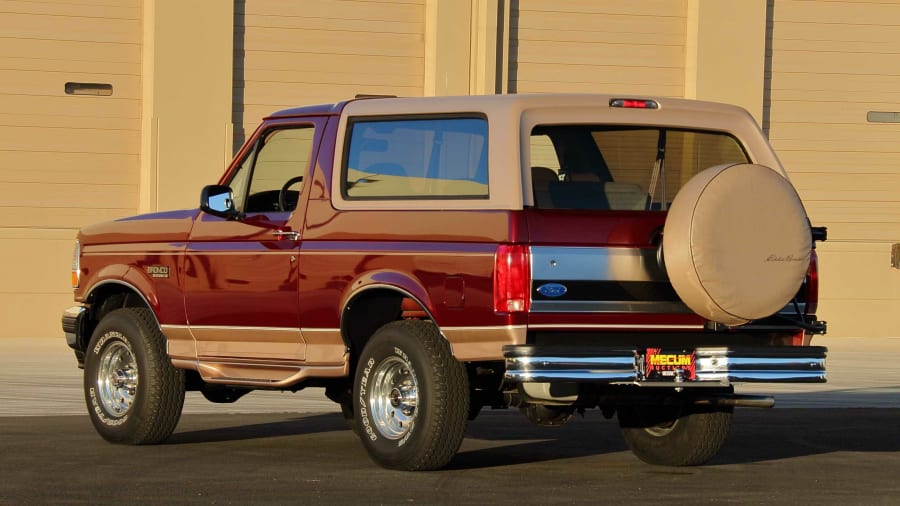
[272,230,300,241]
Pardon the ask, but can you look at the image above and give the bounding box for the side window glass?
[228,151,254,213]
[229,127,315,214]
[343,117,488,199]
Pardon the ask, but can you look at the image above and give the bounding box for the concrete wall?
[765,0,900,337]
[0,0,142,338]
[140,0,234,213]
[1,0,897,338]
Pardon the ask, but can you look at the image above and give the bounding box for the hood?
[78,209,199,245]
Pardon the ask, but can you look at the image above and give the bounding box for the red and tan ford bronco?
[63,94,827,470]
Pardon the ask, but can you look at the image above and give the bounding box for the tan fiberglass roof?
[330,93,783,211]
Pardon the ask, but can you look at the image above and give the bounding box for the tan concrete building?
[1,0,897,339]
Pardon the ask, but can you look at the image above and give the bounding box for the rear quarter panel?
[299,201,524,329]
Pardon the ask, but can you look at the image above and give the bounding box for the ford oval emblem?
[537,283,568,298]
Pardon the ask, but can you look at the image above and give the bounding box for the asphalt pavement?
[1,407,899,504]
[2,334,897,417]
[0,335,898,505]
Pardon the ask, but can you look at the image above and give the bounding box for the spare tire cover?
[662,163,811,326]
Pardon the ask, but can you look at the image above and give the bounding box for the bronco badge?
[146,265,169,279]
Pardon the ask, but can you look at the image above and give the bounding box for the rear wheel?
[353,320,468,471]
[617,399,732,466]
[84,307,185,444]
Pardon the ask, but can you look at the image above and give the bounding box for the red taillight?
[493,244,530,313]
[805,250,819,315]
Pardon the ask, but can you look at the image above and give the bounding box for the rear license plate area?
[644,348,696,381]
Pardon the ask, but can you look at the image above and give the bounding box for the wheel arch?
[79,279,159,353]
[339,271,439,367]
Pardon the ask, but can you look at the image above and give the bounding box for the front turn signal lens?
[71,241,81,289]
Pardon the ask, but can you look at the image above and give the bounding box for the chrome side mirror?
[200,185,241,220]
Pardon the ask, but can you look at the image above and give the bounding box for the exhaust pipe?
[694,394,775,409]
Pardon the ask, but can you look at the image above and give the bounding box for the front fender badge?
[536,283,567,298]
[146,265,170,279]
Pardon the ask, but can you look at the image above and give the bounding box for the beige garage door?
[0,1,141,338]
[511,0,686,96]
[234,0,426,148]
[766,0,900,337]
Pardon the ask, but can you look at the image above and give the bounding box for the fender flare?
[84,265,161,320]
[339,270,440,349]
[341,269,435,318]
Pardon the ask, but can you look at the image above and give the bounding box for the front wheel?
[353,320,469,471]
[84,307,185,444]
[617,399,733,466]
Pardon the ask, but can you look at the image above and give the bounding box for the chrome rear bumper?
[503,345,827,385]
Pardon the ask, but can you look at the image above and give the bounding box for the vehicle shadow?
[167,412,349,445]
[163,407,900,469]
[713,407,900,465]
[452,407,900,469]
[448,409,627,469]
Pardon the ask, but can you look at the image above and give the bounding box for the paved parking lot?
[3,335,897,417]
[0,337,337,417]
[1,335,898,504]
[1,407,899,504]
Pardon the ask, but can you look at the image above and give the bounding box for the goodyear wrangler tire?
[353,320,469,471]
[618,401,733,466]
[84,307,185,445]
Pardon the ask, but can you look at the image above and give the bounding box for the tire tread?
[619,404,733,466]
[406,320,468,470]
[127,307,184,444]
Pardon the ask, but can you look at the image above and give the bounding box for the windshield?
[530,125,749,211]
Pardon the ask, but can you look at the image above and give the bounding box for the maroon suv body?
[63,94,826,470]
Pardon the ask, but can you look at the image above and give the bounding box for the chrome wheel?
[369,356,418,440]
[96,341,138,418]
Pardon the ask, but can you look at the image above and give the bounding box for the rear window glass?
[343,116,488,199]
[530,125,748,211]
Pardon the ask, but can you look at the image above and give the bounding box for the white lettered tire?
[84,307,185,444]
[663,163,812,326]
[353,320,469,471]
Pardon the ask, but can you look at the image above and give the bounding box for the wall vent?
[65,82,113,96]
